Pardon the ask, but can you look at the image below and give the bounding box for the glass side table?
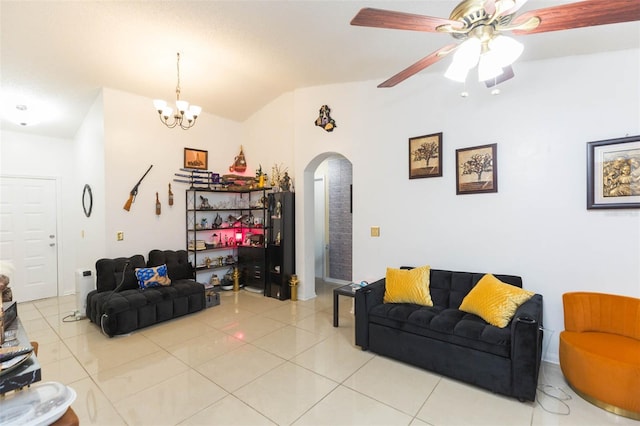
[333,284,359,327]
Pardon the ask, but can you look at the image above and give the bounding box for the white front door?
[0,177,58,302]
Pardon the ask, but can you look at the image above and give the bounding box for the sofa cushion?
[96,255,146,293]
[368,303,511,357]
[459,274,534,328]
[135,264,171,289]
[384,265,432,306]
[148,250,194,280]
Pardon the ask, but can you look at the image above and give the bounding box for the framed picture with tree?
[409,132,442,179]
[456,143,498,194]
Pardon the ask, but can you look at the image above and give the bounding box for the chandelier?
[153,53,202,130]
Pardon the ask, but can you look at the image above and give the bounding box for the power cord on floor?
[62,312,86,323]
[535,328,572,416]
[99,260,130,337]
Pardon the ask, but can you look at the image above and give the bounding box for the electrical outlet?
[371,226,380,237]
[117,231,124,241]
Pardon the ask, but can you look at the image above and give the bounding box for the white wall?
[288,49,640,363]
[244,92,296,184]
[74,90,107,277]
[101,88,245,257]
[0,130,76,295]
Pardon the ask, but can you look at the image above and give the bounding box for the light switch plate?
[371,226,380,237]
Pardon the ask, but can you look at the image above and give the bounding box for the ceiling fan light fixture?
[478,53,504,82]
[488,35,524,68]
[445,62,470,82]
[444,37,481,82]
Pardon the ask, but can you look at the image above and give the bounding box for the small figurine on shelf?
[213,213,223,228]
[199,196,212,209]
[280,172,291,192]
[256,164,266,188]
[270,164,287,191]
[229,146,247,173]
[200,218,208,229]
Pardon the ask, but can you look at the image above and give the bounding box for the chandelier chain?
[176,52,181,100]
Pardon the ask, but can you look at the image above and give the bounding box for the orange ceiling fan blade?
[351,8,463,32]
[510,0,640,35]
[378,44,458,88]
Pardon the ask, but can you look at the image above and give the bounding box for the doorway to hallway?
[313,155,352,287]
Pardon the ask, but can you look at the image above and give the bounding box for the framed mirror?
[82,184,93,217]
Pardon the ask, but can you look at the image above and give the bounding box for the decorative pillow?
[383,265,433,306]
[459,274,534,328]
[135,264,171,289]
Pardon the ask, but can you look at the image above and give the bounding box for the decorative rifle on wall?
[123,165,153,211]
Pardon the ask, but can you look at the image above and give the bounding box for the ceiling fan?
[351,0,640,88]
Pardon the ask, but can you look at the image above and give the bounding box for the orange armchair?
[560,292,640,420]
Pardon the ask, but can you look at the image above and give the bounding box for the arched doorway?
[298,152,353,299]
[314,155,353,293]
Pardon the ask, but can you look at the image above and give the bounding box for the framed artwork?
[587,135,640,209]
[184,148,208,170]
[409,132,442,179]
[456,143,498,195]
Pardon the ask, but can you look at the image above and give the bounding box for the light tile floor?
[12,281,637,426]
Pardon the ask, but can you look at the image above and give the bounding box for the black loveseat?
[86,250,205,337]
[355,268,543,401]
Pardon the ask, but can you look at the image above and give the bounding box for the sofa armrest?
[510,293,544,401]
[355,278,385,349]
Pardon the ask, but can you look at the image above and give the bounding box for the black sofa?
[355,268,543,401]
[86,250,205,337]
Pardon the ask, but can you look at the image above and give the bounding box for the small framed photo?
[456,143,497,195]
[587,135,640,209]
[184,148,208,170]
[409,132,442,179]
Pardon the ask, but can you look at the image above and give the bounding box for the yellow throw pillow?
[383,265,433,306]
[459,274,534,328]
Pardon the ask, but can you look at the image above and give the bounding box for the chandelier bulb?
[153,52,200,130]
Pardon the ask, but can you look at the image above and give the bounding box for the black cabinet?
[238,246,266,293]
[266,191,295,300]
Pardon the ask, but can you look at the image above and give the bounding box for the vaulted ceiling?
[2,1,638,138]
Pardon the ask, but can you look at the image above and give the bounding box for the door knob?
[49,243,56,247]
[50,235,55,238]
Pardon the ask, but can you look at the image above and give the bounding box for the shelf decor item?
[456,143,498,195]
[409,132,443,179]
[314,105,336,132]
[184,148,208,170]
[229,146,247,173]
[587,135,640,209]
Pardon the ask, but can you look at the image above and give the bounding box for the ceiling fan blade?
[351,8,463,32]
[510,0,640,35]
[378,44,457,88]
[501,0,530,17]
